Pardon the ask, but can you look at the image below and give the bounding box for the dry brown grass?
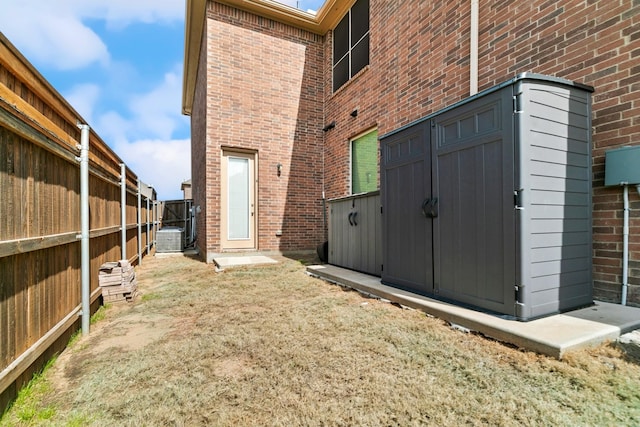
[2,254,640,426]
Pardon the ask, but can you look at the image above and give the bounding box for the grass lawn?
[2,254,639,426]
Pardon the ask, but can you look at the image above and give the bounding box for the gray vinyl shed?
[380,73,594,321]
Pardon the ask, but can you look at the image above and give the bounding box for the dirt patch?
[86,312,174,354]
[46,307,174,395]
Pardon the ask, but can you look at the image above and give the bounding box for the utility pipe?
[121,163,127,261]
[77,123,90,336]
[470,0,479,95]
[137,179,142,264]
[622,184,630,305]
[191,205,197,247]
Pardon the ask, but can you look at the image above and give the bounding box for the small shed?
[328,191,382,276]
[381,73,594,320]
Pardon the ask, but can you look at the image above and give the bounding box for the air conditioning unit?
[156,227,184,253]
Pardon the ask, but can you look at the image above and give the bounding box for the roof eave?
[181,0,354,116]
[182,0,206,116]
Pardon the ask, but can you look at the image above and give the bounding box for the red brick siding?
[321,0,640,305]
[201,2,325,255]
[191,26,209,259]
[200,0,639,304]
[323,0,474,199]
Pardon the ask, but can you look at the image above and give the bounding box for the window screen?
[332,0,369,92]
[333,16,349,65]
[352,129,378,194]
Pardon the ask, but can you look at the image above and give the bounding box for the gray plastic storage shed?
[328,191,382,276]
[381,73,594,320]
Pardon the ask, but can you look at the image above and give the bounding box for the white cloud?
[86,0,185,29]
[93,67,190,200]
[129,66,187,140]
[1,0,189,200]
[113,138,191,200]
[0,0,184,71]
[94,63,187,143]
[96,111,132,146]
[0,2,109,70]
[65,84,101,124]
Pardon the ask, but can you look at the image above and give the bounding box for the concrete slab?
[214,255,277,267]
[306,264,640,358]
[154,249,199,258]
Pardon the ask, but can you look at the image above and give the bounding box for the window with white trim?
[333,0,369,92]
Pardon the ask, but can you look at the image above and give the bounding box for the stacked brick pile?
[98,260,137,303]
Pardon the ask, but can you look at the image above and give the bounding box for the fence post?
[137,180,142,265]
[146,194,151,254]
[77,123,91,336]
[154,200,159,246]
[121,163,127,261]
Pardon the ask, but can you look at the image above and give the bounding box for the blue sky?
[0,0,324,200]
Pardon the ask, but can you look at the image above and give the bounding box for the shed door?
[221,150,256,250]
[431,89,516,315]
[381,123,434,294]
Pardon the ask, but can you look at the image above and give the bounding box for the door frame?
[220,149,258,250]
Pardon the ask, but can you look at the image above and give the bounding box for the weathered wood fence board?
[0,33,159,411]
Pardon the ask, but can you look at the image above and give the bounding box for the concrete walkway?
[307,264,640,358]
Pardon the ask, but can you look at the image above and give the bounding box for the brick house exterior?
[185,1,326,262]
[183,0,640,306]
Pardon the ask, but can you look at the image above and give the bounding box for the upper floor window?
[333,0,369,92]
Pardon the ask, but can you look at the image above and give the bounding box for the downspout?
[77,123,90,336]
[322,130,328,246]
[622,184,630,305]
[470,0,479,95]
[190,203,196,247]
[121,163,127,261]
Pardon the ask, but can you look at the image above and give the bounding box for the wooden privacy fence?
[0,34,159,409]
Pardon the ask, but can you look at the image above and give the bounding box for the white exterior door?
[221,150,256,250]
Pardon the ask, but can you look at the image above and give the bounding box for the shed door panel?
[381,124,433,294]
[432,90,516,315]
[328,198,356,269]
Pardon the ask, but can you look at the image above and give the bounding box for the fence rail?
[0,33,158,410]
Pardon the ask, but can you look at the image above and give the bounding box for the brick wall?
[198,0,639,303]
[200,2,325,257]
[323,0,475,198]
[191,28,208,258]
[322,0,640,305]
